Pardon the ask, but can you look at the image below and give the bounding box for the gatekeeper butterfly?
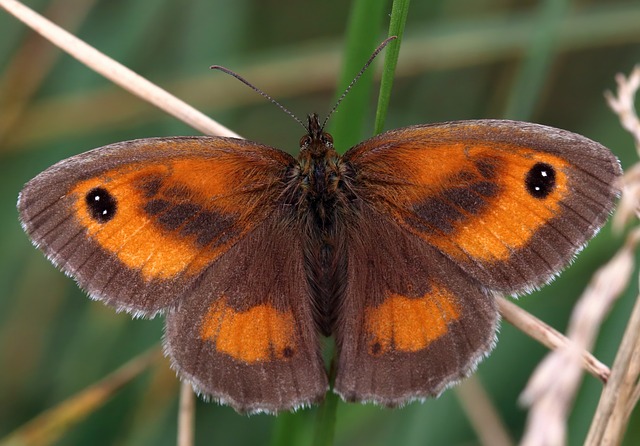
[17,60,621,414]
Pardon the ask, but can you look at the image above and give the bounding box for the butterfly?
[18,113,621,414]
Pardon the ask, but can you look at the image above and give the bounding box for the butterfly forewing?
[18,137,291,314]
[343,120,622,295]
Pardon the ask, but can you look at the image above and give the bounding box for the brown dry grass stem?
[497,298,610,382]
[518,229,640,446]
[0,0,98,144]
[0,347,162,446]
[0,0,237,139]
[455,375,514,446]
[178,382,195,446]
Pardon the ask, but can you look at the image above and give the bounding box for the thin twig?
[497,297,610,382]
[0,0,238,138]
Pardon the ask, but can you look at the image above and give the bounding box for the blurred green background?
[1,0,640,445]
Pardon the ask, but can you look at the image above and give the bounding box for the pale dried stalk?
[455,375,514,446]
[0,0,97,142]
[518,229,640,446]
[178,381,195,446]
[609,66,640,232]
[585,287,640,445]
[605,65,640,154]
[497,298,610,382]
[584,65,640,446]
[612,162,640,232]
[0,0,238,138]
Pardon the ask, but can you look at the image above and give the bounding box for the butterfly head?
[299,113,334,158]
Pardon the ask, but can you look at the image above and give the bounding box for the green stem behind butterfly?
[325,0,387,154]
[310,1,411,446]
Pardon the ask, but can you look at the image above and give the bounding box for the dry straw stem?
[605,65,640,155]
[178,381,196,446]
[455,375,514,446]
[612,162,640,233]
[0,347,162,446]
[608,66,640,232]
[584,65,640,446]
[518,228,640,446]
[586,282,640,445]
[497,297,610,382]
[0,0,238,138]
[0,0,97,143]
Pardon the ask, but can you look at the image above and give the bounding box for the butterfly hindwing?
[333,203,497,405]
[164,213,328,413]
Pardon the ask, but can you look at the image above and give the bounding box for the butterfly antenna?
[321,36,397,130]
[210,65,308,131]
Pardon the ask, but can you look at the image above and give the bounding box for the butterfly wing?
[333,203,497,404]
[18,137,328,412]
[343,120,622,294]
[333,119,621,404]
[165,212,328,413]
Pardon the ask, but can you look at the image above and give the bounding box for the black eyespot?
[282,346,295,358]
[525,162,556,199]
[85,187,117,223]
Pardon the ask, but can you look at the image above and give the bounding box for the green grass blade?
[326,0,388,153]
[374,0,411,134]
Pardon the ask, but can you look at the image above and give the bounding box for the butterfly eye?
[299,135,312,147]
[85,187,117,223]
[525,162,556,199]
[323,132,334,145]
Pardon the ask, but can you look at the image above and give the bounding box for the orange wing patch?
[431,150,569,261]
[200,297,297,363]
[69,155,277,280]
[365,285,460,356]
[367,142,570,262]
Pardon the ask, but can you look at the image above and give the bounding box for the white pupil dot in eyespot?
[541,171,547,177]
[95,196,100,201]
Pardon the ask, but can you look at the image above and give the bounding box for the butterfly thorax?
[295,114,345,227]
